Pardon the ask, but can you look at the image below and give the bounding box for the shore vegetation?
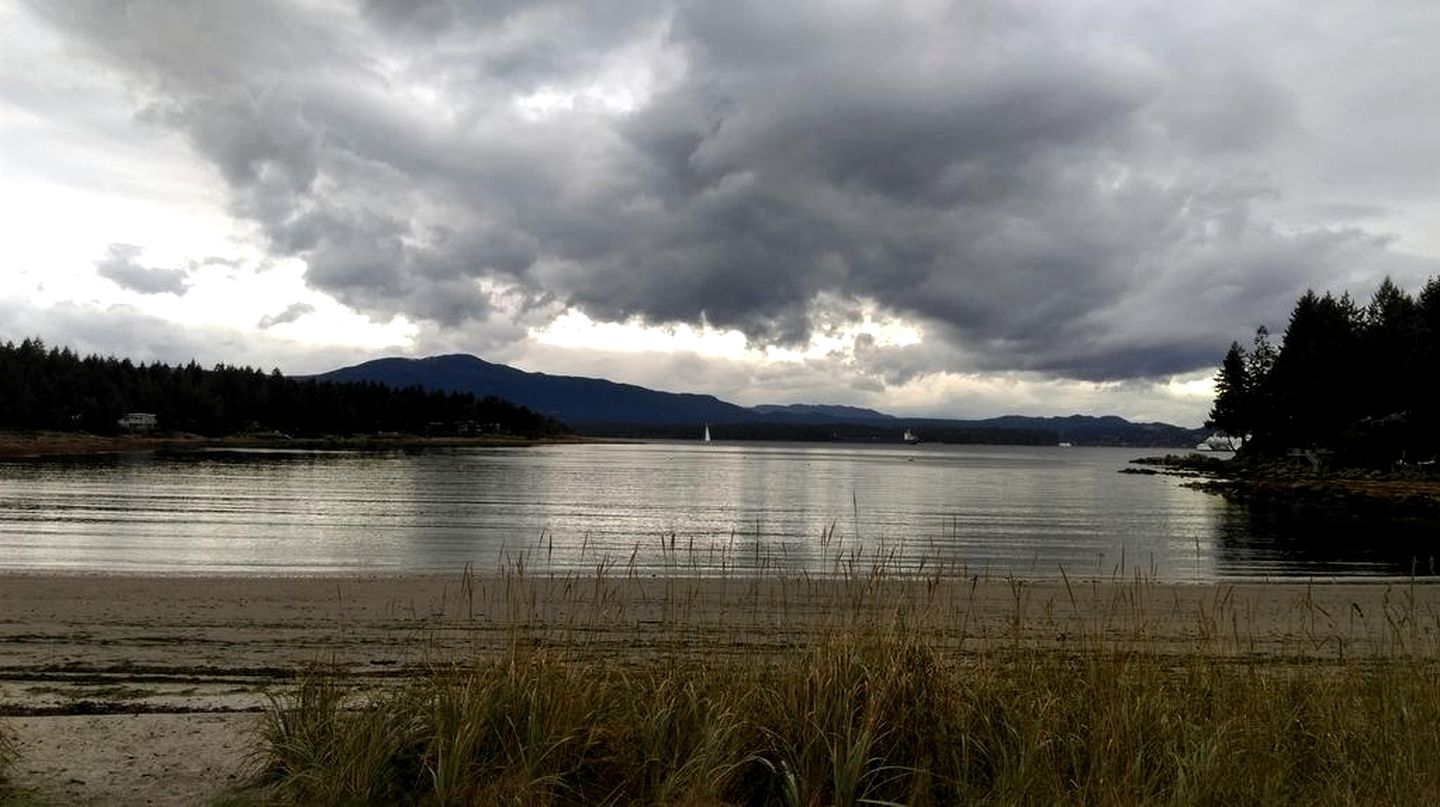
[227,561,1440,806]
[0,723,14,786]
[0,338,565,439]
[1207,275,1440,467]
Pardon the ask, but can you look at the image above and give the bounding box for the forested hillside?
[0,339,564,438]
[1208,276,1440,466]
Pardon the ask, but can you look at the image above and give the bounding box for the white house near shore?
[116,412,158,432]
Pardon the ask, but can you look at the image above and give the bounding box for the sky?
[3,1,1438,427]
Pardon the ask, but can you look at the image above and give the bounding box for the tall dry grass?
[0,721,14,784]
[0,721,23,806]
[241,553,1440,806]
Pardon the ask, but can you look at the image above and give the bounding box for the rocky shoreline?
[1128,453,1440,517]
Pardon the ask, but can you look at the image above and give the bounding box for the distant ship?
[703,424,712,443]
[902,429,919,444]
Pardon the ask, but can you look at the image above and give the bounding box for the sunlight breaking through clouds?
[530,296,923,366]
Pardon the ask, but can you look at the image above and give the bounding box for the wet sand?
[2,572,1437,804]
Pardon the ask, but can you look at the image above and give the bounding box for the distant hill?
[751,403,894,422]
[314,354,1206,446]
[315,354,753,426]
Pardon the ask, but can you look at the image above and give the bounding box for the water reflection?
[0,444,1433,580]
[1213,498,1440,579]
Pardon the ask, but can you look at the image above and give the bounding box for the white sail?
[703,425,711,442]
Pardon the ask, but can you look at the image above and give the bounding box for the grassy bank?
[235,571,1440,806]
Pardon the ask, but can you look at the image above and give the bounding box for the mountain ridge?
[751,403,894,421]
[313,353,1205,446]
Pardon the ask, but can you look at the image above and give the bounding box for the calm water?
[0,443,1435,580]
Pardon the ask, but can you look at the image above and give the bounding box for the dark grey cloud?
[23,0,1440,384]
[257,302,315,329]
[95,244,190,296]
[362,0,666,88]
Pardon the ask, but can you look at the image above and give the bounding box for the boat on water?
[902,429,919,444]
[1195,433,1241,452]
[1058,442,1073,448]
[703,425,712,443]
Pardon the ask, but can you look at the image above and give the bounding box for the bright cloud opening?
[530,298,925,366]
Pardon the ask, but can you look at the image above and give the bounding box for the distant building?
[117,412,158,432]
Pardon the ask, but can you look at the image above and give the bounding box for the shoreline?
[5,571,1436,688]
[0,430,1219,459]
[1130,452,1440,515]
[0,565,1435,585]
[5,571,1436,715]
[0,429,587,458]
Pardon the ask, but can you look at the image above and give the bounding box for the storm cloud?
[257,302,315,330]
[95,244,190,296]
[15,0,1440,385]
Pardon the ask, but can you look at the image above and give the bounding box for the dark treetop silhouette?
[1207,275,1440,467]
[0,338,563,439]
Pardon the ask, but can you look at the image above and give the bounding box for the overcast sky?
[4,0,1437,426]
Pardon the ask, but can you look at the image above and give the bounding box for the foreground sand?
[3,572,1437,804]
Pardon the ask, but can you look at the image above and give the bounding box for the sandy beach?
[2,572,1437,804]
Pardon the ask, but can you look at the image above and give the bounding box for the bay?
[0,442,1434,580]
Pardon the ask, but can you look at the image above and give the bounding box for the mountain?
[751,403,894,421]
[314,354,1206,446]
[314,354,753,426]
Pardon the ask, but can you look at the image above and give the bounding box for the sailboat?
[703,425,712,443]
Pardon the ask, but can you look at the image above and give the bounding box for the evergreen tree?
[1247,326,1276,387]
[1206,341,1250,437]
[1413,278,1440,457]
[1360,277,1418,420]
[1242,326,1277,447]
[1264,290,1362,450]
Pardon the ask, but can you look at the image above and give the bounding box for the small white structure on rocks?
[117,412,158,432]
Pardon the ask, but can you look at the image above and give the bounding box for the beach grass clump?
[245,617,1440,806]
[0,721,14,787]
[0,721,37,807]
[252,651,747,805]
[254,672,427,804]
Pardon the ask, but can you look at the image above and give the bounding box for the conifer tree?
[1361,277,1418,421]
[1206,341,1249,437]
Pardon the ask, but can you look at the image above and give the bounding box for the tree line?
[1207,276,1440,466]
[0,338,566,438]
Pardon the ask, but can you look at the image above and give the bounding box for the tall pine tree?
[1206,341,1250,438]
